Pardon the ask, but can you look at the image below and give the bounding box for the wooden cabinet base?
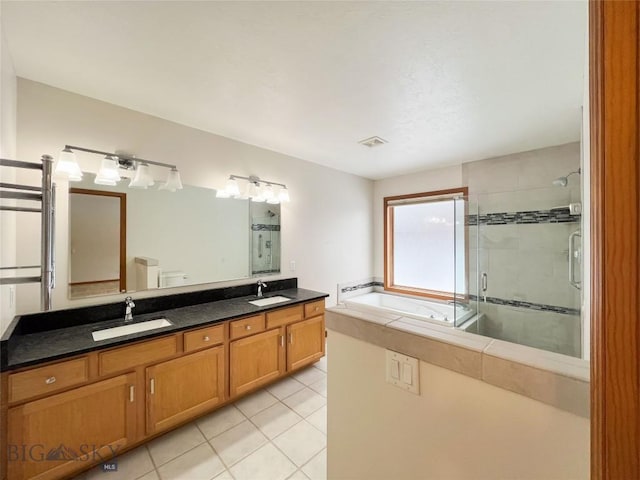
[7,374,136,480]
[146,346,225,435]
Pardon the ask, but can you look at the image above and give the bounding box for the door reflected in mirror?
[69,189,126,298]
[68,174,281,299]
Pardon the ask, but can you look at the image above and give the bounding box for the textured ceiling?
[1,1,587,180]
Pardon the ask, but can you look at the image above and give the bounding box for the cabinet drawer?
[99,336,178,376]
[184,324,225,352]
[266,305,303,329]
[304,300,325,318]
[230,314,265,340]
[8,357,89,404]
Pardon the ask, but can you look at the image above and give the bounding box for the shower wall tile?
[518,223,574,251]
[516,143,580,190]
[479,224,519,249]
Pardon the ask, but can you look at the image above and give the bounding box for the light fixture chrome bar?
[229,174,287,188]
[0,182,42,192]
[65,145,177,169]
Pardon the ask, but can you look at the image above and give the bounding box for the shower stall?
[457,172,583,358]
[250,204,281,276]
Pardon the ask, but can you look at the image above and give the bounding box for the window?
[384,188,468,299]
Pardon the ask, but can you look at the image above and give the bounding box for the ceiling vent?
[358,136,388,148]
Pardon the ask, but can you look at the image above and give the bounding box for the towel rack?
[0,155,55,310]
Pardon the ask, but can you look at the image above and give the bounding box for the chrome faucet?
[256,280,267,297]
[124,296,135,323]
[447,300,468,310]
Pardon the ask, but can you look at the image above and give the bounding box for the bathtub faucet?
[447,300,468,310]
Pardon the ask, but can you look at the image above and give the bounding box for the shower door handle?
[569,230,582,290]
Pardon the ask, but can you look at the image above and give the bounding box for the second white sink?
[92,318,173,341]
[248,296,291,307]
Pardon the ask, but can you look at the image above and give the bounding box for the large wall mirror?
[68,174,281,299]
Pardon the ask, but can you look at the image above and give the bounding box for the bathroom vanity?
[0,278,327,480]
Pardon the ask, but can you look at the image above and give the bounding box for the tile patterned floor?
[74,356,328,480]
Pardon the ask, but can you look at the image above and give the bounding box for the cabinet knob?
[45,376,56,385]
[245,325,252,331]
[203,336,210,342]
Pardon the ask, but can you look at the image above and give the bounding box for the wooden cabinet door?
[230,328,284,397]
[146,346,225,435]
[286,315,325,372]
[7,373,137,480]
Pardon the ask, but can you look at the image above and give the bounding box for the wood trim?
[69,188,127,292]
[590,1,640,478]
[383,187,469,300]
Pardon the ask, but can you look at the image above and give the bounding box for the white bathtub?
[343,292,475,327]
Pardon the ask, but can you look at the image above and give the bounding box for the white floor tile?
[235,389,279,417]
[287,470,311,480]
[84,445,154,480]
[308,377,327,397]
[292,367,326,386]
[282,388,326,418]
[213,470,234,480]
[301,448,327,480]
[197,404,246,439]
[314,356,328,373]
[209,420,268,467]
[250,402,303,439]
[229,443,297,480]
[157,443,225,480]
[147,423,206,466]
[137,471,159,480]
[267,376,306,400]
[273,421,326,467]
[306,405,327,434]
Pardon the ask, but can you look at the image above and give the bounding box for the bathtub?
[343,292,475,327]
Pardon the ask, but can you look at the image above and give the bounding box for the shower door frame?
[590,1,640,478]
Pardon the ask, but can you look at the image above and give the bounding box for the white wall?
[372,165,463,278]
[0,22,18,335]
[328,331,590,480]
[14,79,374,313]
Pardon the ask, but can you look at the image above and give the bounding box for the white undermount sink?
[92,318,173,341]
[248,296,291,307]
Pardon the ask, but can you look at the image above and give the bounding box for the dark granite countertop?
[1,282,328,372]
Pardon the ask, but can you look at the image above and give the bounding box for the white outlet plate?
[290,260,296,271]
[385,350,419,395]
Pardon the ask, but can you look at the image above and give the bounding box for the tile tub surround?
[336,277,383,303]
[326,307,589,417]
[71,363,328,480]
[1,278,329,371]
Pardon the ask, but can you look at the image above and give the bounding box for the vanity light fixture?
[55,145,183,192]
[94,156,122,186]
[216,175,290,203]
[53,147,83,181]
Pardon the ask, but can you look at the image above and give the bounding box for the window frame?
[383,187,469,301]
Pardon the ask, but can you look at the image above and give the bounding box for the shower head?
[552,168,581,187]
